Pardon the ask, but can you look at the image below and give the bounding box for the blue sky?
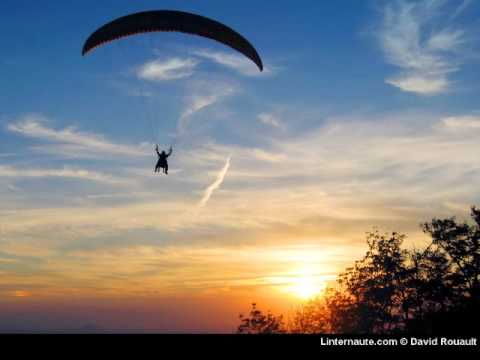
[1,0,480,332]
[2,0,479,126]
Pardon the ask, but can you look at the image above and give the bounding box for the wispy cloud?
[199,157,231,208]
[379,0,471,95]
[7,115,148,158]
[439,115,480,131]
[177,83,236,135]
[136,58,198,81]
[0,165,122,184]
[451,0,472,20]
[178,95,220,135]
[257,113,286,130]
[4,108,480,305]
[192,49,273,77]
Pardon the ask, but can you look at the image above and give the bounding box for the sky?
[1,0,480,332]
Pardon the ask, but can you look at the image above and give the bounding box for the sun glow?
[13,290,31,298]
[284,266,329,300]
[291,276,322,299]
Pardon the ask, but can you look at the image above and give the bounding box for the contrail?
[199,157,231,208]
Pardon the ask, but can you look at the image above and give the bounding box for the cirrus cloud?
[257,113,286,131]
[439,115,480,131]
[137,57,198,81]
[0,165,123,185]
[192,49,275,77]
[379,0,473,96]
[7,115,149,158]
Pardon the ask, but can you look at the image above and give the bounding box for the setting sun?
[285,266,329,300]
[291,276,323,299]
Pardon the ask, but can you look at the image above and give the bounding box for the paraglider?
[82,10,263,175]
[155,145,173,174]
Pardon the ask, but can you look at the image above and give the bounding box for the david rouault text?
[320,337,477,346]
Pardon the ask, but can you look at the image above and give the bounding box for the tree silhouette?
[236,206,480,335]
[318,230,413,334]
[237,303,285,334]
[290,296,330,334]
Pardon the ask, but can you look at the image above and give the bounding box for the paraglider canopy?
[82,10,263,72]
